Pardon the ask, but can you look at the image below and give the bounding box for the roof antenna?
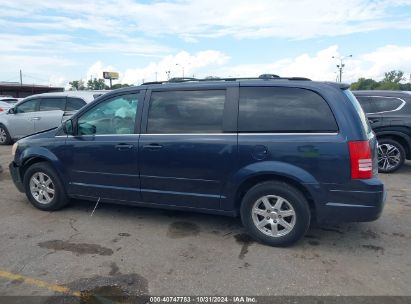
[90,197,101,217]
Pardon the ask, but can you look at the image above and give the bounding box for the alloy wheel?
[251,195,296,238]
[29,172,55,204]
[378,143,401,171]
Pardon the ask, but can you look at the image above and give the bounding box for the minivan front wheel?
[23,162,69,211]
[240,181,310,247]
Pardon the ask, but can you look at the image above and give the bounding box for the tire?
[0,124,12,145]
[23,162,69,211]
[377,138,405,173]
[240,181,311,247]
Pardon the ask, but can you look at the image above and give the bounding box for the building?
[0,82,64,98]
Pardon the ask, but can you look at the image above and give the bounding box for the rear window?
[66,97,86,111]
[239,87,338,133]
[344,90,371,134]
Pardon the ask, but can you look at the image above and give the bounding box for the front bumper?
[9,161,24,193]
[316,178,386,223]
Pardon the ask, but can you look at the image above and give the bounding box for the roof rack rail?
[141,75,311,85]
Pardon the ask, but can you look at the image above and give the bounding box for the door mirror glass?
[63,119,75,135]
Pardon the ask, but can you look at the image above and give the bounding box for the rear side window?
[66,97,86,111]
[147,90,225,134]
[372,97,403,112]
[239,87,338,132]
[40,98,66,111]
[355,96,375,113]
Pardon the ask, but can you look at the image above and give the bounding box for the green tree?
[87,78,109,90]
[69,80,85,90]
[383,70,404,83]
[350,78,379,90]
[111,83,131,90]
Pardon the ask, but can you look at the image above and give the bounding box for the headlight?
[12,142,18,156]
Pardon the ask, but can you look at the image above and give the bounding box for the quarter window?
[66,97,86,111]
[78,93,139,135]
[40,98,66,111]
[372,97,403,112]
[355,96,375,113]
[16,99,39,113]
[239,87,338,132]
[147,90,225,134]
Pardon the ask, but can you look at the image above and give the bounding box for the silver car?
[0,91,105,145]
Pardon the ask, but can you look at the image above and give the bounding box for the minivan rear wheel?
[240,181,310,247]
[23,162,69,211]
[377,139,405,173]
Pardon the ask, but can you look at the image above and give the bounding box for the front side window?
[16,99,39,113]
[372,97,403,112]
[239,87,338,132]
[78,93,139,135]
[147,90,225,134]
[40,98,66,111]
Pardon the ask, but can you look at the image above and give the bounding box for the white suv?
[0,91,106,145]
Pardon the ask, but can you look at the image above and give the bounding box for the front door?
[139,87,238,210]
[8,98,40,138]
[62,91,142,202]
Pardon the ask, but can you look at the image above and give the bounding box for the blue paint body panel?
[10,80,386,223]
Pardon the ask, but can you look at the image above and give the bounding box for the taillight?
[348,141,373,179]
[0,108,3,112]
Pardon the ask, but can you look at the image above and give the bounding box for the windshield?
[343,89,371,135]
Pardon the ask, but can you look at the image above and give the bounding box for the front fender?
[18,146,68,188]
[221,161,324,211]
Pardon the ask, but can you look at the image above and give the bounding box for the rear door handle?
[31,117,40,120]
[115,143,134,150]
[143,143,163,150]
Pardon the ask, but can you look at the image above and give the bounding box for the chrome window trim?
[56,132,338,137]
[363,95,406,114]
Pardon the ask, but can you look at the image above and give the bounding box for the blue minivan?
[9,76,385,246]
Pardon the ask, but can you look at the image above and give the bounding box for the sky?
[1,0,411,88]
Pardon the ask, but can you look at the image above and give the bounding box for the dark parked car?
[353,90,411,173]
[9,76,385,246]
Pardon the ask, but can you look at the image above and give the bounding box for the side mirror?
[8,108,15,114]
[63,119,75,135]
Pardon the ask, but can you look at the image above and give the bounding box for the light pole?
[165,70,171,80]
[176,64,184,78]
[332,54,352,82]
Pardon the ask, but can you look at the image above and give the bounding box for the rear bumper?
[9,161,24,193]
[316,178,386,223]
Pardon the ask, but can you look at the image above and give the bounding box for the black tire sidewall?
[240,181,310,247]
[378,139,405,173]
[23,162,68,211]
[0,124,11,145]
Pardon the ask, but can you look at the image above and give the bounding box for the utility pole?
[19,69,22,85]
[332,55,352,82]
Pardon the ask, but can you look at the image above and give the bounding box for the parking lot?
[0,145,410,298]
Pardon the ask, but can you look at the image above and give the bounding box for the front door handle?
[115,143,134,150]
[143,143,163,150]
[31,117,41,120]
